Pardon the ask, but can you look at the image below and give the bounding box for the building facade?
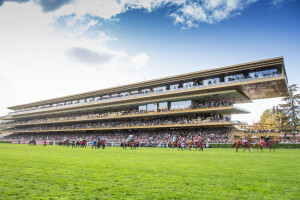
[0,57,289,144]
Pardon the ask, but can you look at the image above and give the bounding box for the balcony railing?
[8,120,247,133]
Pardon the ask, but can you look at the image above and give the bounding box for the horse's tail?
[232,142,236,148]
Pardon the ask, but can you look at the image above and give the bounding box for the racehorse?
[121,139,135,149]
[187,139,203,151]
[80,140,87,148]
[95,140,105,149]
[232,139,252,152]
[257,140,279,152]
[168,138,179,150]
[28,139,36,146]
[121,140,128,149]
[59,139,70,147]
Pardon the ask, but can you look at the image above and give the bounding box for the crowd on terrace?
[1,100,234,125]
[3,128,232,144]
[9,115,231,132]
[7,68,280,115]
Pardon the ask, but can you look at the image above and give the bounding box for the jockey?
[172,135,176,142]
[265,135,269,147]
[98,136,101,141]
[242,134,248,146]
[194,135,199,144]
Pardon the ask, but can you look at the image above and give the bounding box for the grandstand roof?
[8,56,288,110]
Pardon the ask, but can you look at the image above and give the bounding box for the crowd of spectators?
[9,115,231,132]
[3,127,232,144]
[1,99,234,125]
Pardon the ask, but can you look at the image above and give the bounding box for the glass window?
[94,97,100,101]
[86,98,93,102]
[207,79,214,85]
[147,103,157,112]
[103,95,110,99]
[183,82,194,88]
[256,71,263,78]
[154,86,166,93]
[170,84,179,91]
[212,78,220,84]
[263,70,270,77]
[270,69,277,74]
[142,89,150,94]
[131,90,139,95]
[139,105,147,112]
[248,72,255,78]
[171,100,191,110]
[120,92,129,97]
[159,102,168,110]
[202,79,208,85]
[111,94,119,98]
[79,99,85,103]
[236,74,243,80]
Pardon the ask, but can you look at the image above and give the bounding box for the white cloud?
[0,1,149,115]
[129,52,149,69]
[66,19,99,38]
[0,0,260,30]
[170,0,258,28]
[50,0,258,29]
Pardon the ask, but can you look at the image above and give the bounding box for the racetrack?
[0,144,299,200]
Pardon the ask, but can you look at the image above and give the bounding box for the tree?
[279,84,300,134]
[259,109,291,131]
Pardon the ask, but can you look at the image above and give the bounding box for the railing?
[6,73,283,116]
[0,106,239,126]
[7,120,246,133]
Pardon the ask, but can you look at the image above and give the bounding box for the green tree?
[259,109,291,131]
[279,84,300,134]
[260,109,272,124]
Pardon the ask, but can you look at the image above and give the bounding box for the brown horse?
[127,139,135,150]
[232,139,252,152]
[187,139,203,151]
[168,138,179,150]
[95,140,102,149]
[121,140,127,149]
[257,140,279,152]
[121,139,135,149]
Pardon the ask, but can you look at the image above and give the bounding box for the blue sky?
[0,0,299,123]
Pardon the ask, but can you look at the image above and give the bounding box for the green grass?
[0,144,299,200]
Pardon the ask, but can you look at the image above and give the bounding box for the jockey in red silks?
[194,135,199,144]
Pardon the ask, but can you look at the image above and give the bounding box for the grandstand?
[0,57,289,144]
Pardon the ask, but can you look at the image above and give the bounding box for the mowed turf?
[0,144,299,200]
